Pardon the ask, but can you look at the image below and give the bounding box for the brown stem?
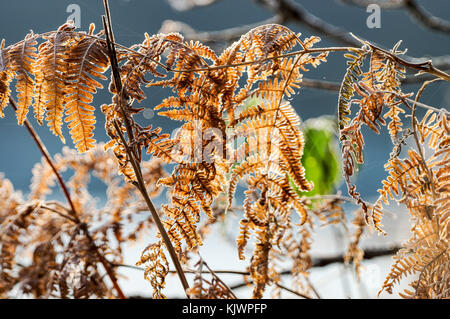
[9,97,77,217]
[112,120,191,295]
[306,277,321,299]
[410,79,440,201]
[229,246,400,291]
[102,0,190,296]
[8,97,127,300]
[115,246,400,293]
[275,283,312,299]
[200,255,237,299]
[351,34,450,82]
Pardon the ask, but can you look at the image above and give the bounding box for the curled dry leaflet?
[0,8,448,299]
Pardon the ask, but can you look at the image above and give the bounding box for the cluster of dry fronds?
[337,38,449,298]
[0,3,448,299]
[0,145,167,298]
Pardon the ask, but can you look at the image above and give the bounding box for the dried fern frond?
[379,112,449,298]
[136,24,330,297]
[35,22,77,142]
[136,241,169,299]
[0,23,110,152]
[7,32,38,124]
[0,39,13,117]
[64,24,109,152]
[338,47,368,130]
[0,142,171,298]
[2,15,448,300]
[338,41,414,233]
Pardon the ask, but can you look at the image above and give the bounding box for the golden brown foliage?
[337,37,449,298]
[377,112,449,298]
[0,145,167,298]
[0,19,448,299]
[0,22,110,152]
[99,24,329,297]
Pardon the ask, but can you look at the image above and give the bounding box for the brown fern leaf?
[227,154,264,210]
[338,42,416,233]
[379,112,449,298]
[162,200,203,250]
[7,32,38,124]
[64,24,109,152]
[344,213,365,280]
[371,149,425,234]
[237,218,252,261]
[32,72,45,124]
[136,242,169,299]
[0,39,13,118]
[279,226,314,297]
[360,46,406,142]
[0,187,37,297]
[119,33,174,102]
[379,252,420,295]
[338,47,369,130]
[237,102,312,195]
[119,24,328,297]
[187,40,218,64]
[102,103,136,182]
[378,60,406,142]
[35,22,77,142]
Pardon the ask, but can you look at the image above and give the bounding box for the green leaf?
[291,116,341,197]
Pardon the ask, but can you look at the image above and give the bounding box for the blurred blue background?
[0,0,449,200]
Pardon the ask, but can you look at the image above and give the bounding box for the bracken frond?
[64,24,109,152]
[36,22,77,142]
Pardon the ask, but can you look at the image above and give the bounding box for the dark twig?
[113,246,400,294]
[409,79,441,201]
[255,0,361,46]
[350,33,450,82]
[200,255,238,299]
[275,283,312,299]
[229,246,400,290]
[161,16,282,43]
[403,0,450,34]
[102,0,190,296]
[341,0,450,34]
[8,96,127,300]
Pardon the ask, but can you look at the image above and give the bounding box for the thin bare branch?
[8,97,127,300]
[342,0,450,34]
[102,0,190,297]
[160,16,282,43]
